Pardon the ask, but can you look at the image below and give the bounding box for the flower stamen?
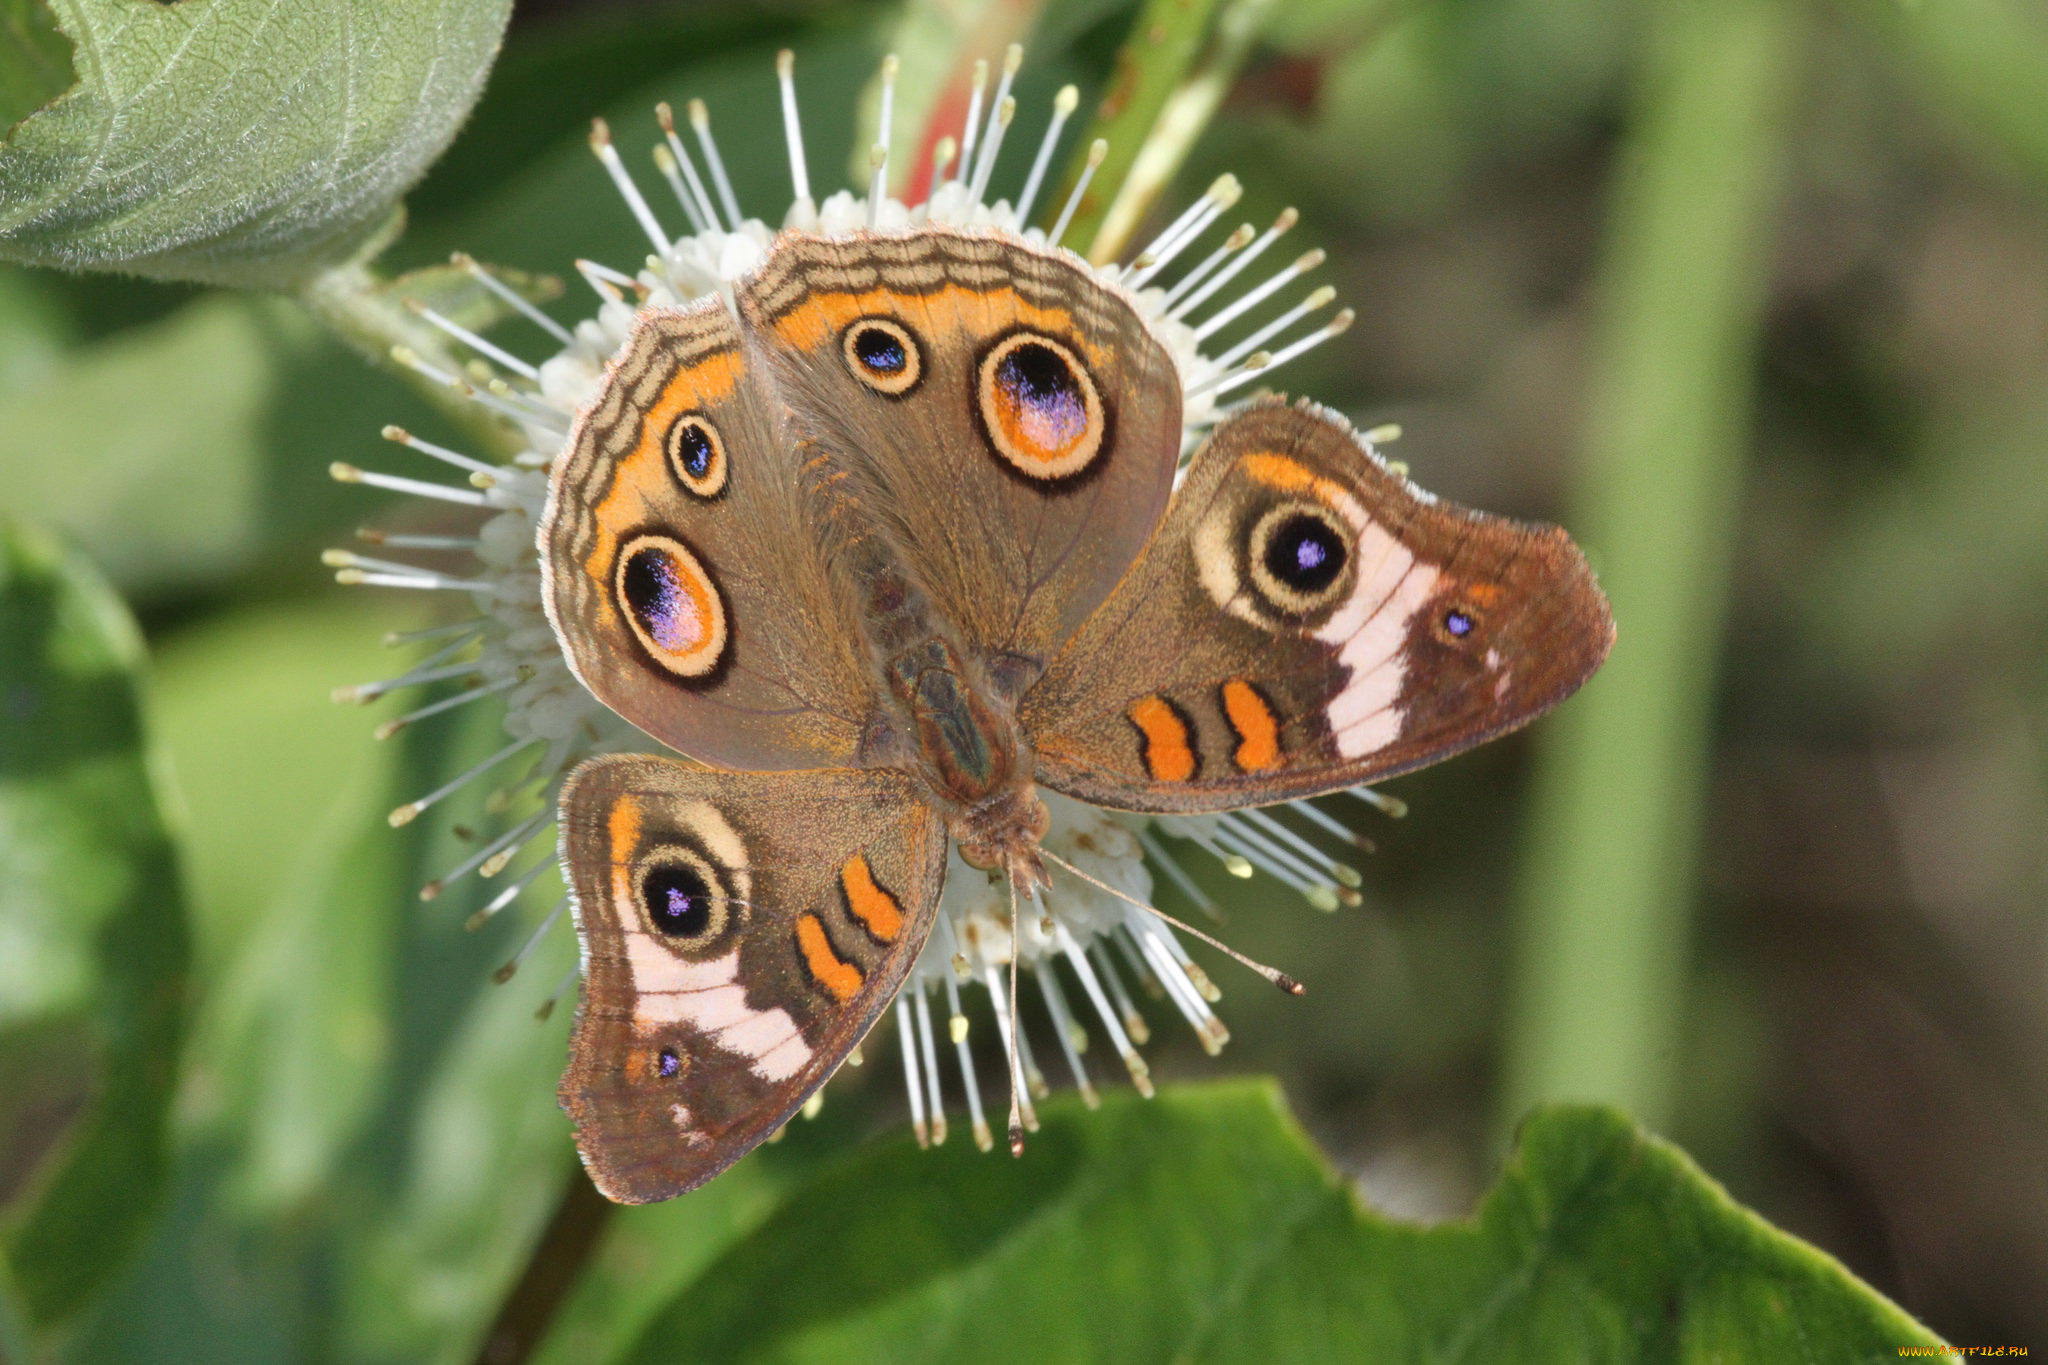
[493,893,570,984]
[775,50,813,215]
[1016,84,1079,225]
[588,118,672,255]
[1047,138,1107,250]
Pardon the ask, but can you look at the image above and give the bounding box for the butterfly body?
[538,224,1614,1202]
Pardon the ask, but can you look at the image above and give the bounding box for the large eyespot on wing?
[1191,450,1382,634]
[841,316,923,396]
[635,843,743,954]
[614,532,729,681]
[976,331,1106,482]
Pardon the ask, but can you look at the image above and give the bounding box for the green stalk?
[1043,0,1275,261]
[1497,0,1801,1135]
[1851,0,2048,192]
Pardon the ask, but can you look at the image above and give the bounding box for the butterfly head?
[953,784,1055,894]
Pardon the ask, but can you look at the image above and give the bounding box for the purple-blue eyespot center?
[994,341,1088,454]
[622,546,700,653]
[643,861,714,939]
[1260,511,1346,597]
[852,326,905,374]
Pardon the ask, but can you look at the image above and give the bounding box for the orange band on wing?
[1221,680,1283,772]
[1242,451,1350,509]
[797,914,863,1003]
[840,854,904,943]
[584,351,745,605]
[1127,695,1198,783]
[608,796,643,908]
[762,285,1103,369]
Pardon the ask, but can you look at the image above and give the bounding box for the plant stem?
[1042,0,1268,261]
[469,1167,615,1365]
[1497,0,1800,1135]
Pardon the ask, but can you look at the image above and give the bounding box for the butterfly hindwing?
[557,756,945,1203]
[540,298,875,771]
[736,228,1185,669]
[1021,398,1615,812]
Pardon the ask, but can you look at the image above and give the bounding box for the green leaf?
[610,1084,1941,1364]
[0,517,189,1329]
[152,594,422,1216]
[0,0,73,134]
[0,0,514,289]
[0,275,478,600]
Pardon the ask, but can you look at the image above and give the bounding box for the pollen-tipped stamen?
[1129,174,1241,287]
[1032,962,1100,1108]
[1047,138,1107,251]
[1193,247,1327,341]
[1016,84,1079,225]
[420,808,551,903]
[1089,941,1150,1046]
[1184,349,1269,401]
[954,59,990,186]
[332,657,480,707]
[401,299,539,381]
[385,427,499,480]
[1214,285,1337,370]
[453,252,574,345]
[1052,919,1153,1097]
[1162,223,1256,309]
[1212,309,1353,398]
[330,461,496,510]
[389,737,538,828]
[1041,848,1305,997]
[895,995,930,1148]
[1346,785,1409,818]
[588,119,671,255]
[966,96,1016,209]
[374,674,515,741]
[775,50,812,210]
[466,854,555,931]
[535,962,579,1021]
[493,893,569,984]
[911,986,949,1146]
[653,102,717,233]
[686,99,744,231]
[1170,207,1299,321]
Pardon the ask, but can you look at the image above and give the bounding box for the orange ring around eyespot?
[664,413,727,498]
[842,317,922,396]
[613,533,728,678]
[978,332,1103,480]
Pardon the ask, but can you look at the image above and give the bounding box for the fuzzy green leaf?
[0,517,188,1328]
[609,1084,1941,1364]
[0,0,513,288]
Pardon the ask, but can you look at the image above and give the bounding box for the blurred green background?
[3,0,2046,1358]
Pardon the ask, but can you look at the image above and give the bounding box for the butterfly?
[537,226,1614,1203]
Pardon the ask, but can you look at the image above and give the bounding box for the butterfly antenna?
[1038,849,1305,996]
[1005,872,1027,1157]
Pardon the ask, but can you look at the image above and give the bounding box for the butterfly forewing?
[558,757,945,1203]
[1022,398,1615,813]
[540,298,875,772]
[736,228,1185,668]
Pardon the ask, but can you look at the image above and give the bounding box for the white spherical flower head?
[328,46,1399,1153]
